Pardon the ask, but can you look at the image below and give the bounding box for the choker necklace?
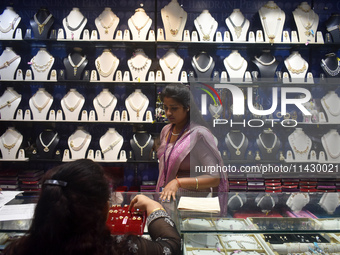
[130,15,150,36]
[0,14,19,33]
[254,55,276,66]
[34,13,53,34]
[162,55,181,74]
[0,91,21,110]
[225,55,245,71]
[196,18,215,41]
[62,91,83,112]
[96,92,116,116]
[322,135,340,159]
[96,56,117,77]
[227,16,246,39]
[193,55,213,73]
[259,132,277,153]
[285,58,307,74]
[129,57,149,72]
[127,92,147,117]
[289,132,311,155]
[39,132,58,152]
[321,59,340,76]
[166,15,183,36]
[68,54,86,76]
[227,132,245,156]
[1,132,20,153]
[31,55,53,73]
[102,135,122,154]
[69,133,90,151]
[322,96,340,116]
[133,134,152,156]
[31,91,52,113]
[0,55,20,69]
[98,12,115,34]
[259,8,283,44]
[209,104,222,119]
[65,15,86,31]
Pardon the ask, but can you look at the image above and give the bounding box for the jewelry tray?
[246,217,322,231]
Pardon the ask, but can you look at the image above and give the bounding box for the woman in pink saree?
[157,84,228,202]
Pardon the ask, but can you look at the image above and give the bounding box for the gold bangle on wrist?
[150,207,166,214]
[195,177,198,190]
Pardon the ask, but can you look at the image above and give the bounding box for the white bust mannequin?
[125,89,149,122]
[62,8,87,40]
[258,1,285,43]
[194,10,218,42]
[225,9,250,42]
[127,49,152,82]
[319,193,340,214]
[161,0,187,41]
[127,8,152,41]
[0,7,21,39]
[93,88,117,121]
[321,91,340,123]
[293,2,319,43]
[284,51,308,81]
[95,49,119,81]
[223,50,248,81]
[29,88,53,120]
[159,48,183,82]
[321,129,340,162]
[30,48,54,81]
[95,8,119,40]
[68,127,91,159]
[61,89,85,120]
[288,128,312,161]
[0,47,21,80]
[286,193,310,213]
[0,127,23,160]
[0,87,21,120]
[99,128,123,161]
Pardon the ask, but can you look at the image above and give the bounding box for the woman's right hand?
[129,194,163,216]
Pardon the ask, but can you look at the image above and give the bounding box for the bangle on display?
[176,176,181,188]
[150,207,166,214]
[195,177,199,190]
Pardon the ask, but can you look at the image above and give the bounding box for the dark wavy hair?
[161,84,208,127]
[3,159,125,255]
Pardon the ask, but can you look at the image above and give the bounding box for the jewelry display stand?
[95,8,119,40]
[127,49,151,82]
[61,89,85,121]
[30,7,54,39]
[319,193,340,214]
[0,47,21,80]
[0,87,21,120]
[321,91,340,123]
[258,1,285,43]
[256,193,278,213]
[321,129,340,162]
[292,2,319,43]
[228,193,247,211]
[93,88,117,121]
[0,127,23,160]
[63,51,88,80]
[325,13,340,43]
[95,49,119,81]
[99,128,124,161]
[208,103,223,119]
[67,127,91,160]
[286,193,310,213]
[0,7,21,40]
[287,128,312,162]
[225,131,249,160]
[130,131,154,160]
[223,50,247,82]
[194,10,218,42]
[125,89,149,122]
[252,50,279,79]
[256,129,280,160]
[225,9,250,42]
[159,48,183,82]
[35,129,59,159]
[320,53,340,78]
[29,88,53,120]
[128,8,152,41]
[284,51,308,82]
[30,48,54,81]
[161,0,187,41]
[62,8,87,40]
[191,52,215,81]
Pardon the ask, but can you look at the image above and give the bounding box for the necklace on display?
[227,132,245,156]
[259,8,283,44]
[297,8,316,37]
[285,59,307,74]
[31,55,53,73]
[63,91,83,112]
[96,93,115,116]
[129,57,149,73]
[259,132,277,153]
[1,133,20,154]
[322,97,340,116]
[31,92,52,113]
[0,93,21,110]
[193,55,213,73]
[0,14,19,33]
[133,134,152,156]
[254,55,276,66]
[69,134,90,151]
[162,55,181,74]
[65,15,86,31]
[34,13,53,34]
[130,14,150,36]
[186,235,220,249]
[0,55,20,69]
[166,15,182,36]
[68,54,86,76]
[127,92,147,117]
[289,133,311,155]
[209,103,222,119]
[196,18,215,41]
[102,135,123,154]
[228,16,246,39]
[321,59,340,76]
[322,136,340,159]
[39,132,58,152]
[96,57,117,77]
[225,56,245,71]
[98,12,115,34]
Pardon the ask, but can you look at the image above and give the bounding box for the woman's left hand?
[160,179,179,202]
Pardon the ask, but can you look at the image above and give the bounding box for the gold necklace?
[259,8,282,44]
[162,55,181,74]
[130,14,150,36]
[127,92,147,117]
[31,55,53,73]
[31,91,52,113]
[129,57,149,72]
[68,54,86,76]
[285,59,307,74]
[98,12,115,34]
[196,19,214,41]
[1,132,20,153]
[166,15,183,36]
[34,13,53,34]
[62,91,83,112]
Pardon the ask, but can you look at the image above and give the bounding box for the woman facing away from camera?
[3,159,181,255]
[157,84,228,202]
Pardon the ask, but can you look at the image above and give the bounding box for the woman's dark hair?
[3,159,115,255]
[161,84,208,127]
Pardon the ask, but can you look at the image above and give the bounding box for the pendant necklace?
[130,11,150,36]
[259,7,283,44]
[209,103,222,119]
[96,92,116,116]
[62,91,83,112]
[289,133,311,155]
[68,54,86,76]
[127,92,147,117]
[196,17,215,41]
[297,7,315,37]
[259,132,277,153]
[129,57,149,72]
[163,55,181,74]
[193,55,213,73]
[227,132,245,156]
[133,134,152,156]
[39,132,58,152]
[227,16,246,39]
[1,132,20,154]
[98,12,115,34]
[31,91,52,113]
[285,56,307,74]
[34,13,53,34]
